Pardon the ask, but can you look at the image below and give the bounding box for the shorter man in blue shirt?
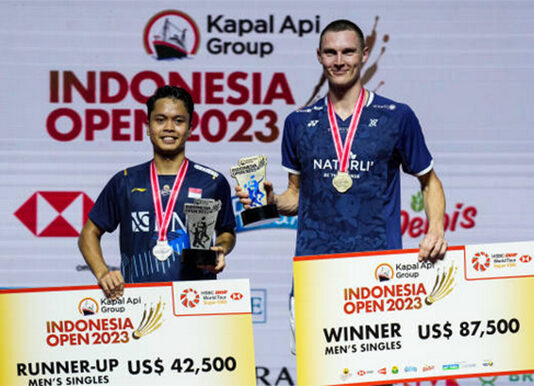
[79,86,236,299]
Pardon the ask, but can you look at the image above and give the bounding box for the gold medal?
[326,88,365,195]
[332,171,352,193]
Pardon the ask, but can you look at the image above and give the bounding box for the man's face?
[147,97,191,157]
[317,30,369,91]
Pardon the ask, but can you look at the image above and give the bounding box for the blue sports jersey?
[282,92,433,256]
[89,159,236,283]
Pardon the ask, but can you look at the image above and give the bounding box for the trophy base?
[241,204,279,226]
[182,249,217,266]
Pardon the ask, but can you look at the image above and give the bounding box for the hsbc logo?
[230,292,243,300]
[14,192,93,237]
[520,255,532,263]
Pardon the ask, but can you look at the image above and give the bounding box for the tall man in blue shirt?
[236,19,447,353]
[79,86,236,299]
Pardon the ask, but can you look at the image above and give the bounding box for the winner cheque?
[294,241,534,386]
[0,279,256,385]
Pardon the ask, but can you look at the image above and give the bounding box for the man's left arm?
[417,169,448,261]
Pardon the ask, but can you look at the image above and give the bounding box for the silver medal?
[152,240,173,262]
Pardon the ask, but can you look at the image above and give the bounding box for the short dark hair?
[319,19,365,50]
[146,85,194,122]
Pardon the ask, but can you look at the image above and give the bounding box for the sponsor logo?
[251,289,267,324]
[461,363,477,369]
[230,292,243,300]
[15,191,94,237]
[402,192,477,239]
[357,370,366,376]
[132,299,166,339]
[520,254,532,263]
[180,288,200,308]
[391,366,399,374]
[372,104,396,110]
[132,211,150,232]
[198,289,232,306]
[339,368,352,381]
[161,184,171,197]
[404,366,417,373]
[375,263,394,282]
[472,251,491,272]
[482,360,494,367]
[143,10,201,60]
[422,365,435,372]
[131,188,147,193]
[425,262,457,305]
[378,368,387,375]
[471,251,531,271]
[368,118,378,127]
[100,296,142,314]
[79,298,99,315]
[442,363,460,371]
[130,211,188,252]
[313,152,375,181]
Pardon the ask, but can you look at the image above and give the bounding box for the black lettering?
[207,15,223,33]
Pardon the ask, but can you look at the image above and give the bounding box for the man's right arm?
[270,173,300,217]
[78,219,124,299]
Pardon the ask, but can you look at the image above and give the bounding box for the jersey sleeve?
[89,171,123,233]
[281,113,301,175]
[396,105,433,176]
[214,174,237,235]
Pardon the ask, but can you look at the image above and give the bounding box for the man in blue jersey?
[79,86,236,299]
[236,19,447,353]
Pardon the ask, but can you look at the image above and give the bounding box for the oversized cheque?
[0,279,256,385]
[294,241,534,386]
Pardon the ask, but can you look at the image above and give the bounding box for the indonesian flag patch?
[188,187,202,199]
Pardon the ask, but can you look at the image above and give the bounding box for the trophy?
[231,155,279,226]
[182,198,221,266]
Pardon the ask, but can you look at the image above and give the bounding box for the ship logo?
[78,298,99,316]
[143,10,200,60]
[374,263,394,282]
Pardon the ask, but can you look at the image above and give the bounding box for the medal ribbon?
[150,159,189,242]
[326,88,366,173]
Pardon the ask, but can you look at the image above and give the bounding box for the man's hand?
[234,181,275,209]
[418,231,448,262]
[97,270,125,299]
[198,246,226,274]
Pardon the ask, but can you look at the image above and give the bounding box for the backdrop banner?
[2,2,534,385]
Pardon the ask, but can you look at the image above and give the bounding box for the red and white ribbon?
[150,159,189,242]
[326,88,366,173]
